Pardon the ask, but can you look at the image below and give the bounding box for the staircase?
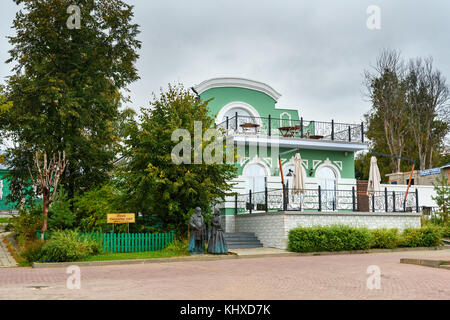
[224,232,263,249]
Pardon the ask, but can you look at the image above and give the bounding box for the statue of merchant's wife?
[207,208,228,254]
[188,207,207,254]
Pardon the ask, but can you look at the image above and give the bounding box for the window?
[222,108,254,124]
[317,166,337,211]
[244,163,266,194]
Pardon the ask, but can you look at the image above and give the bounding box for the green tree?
[0,0,141,205]
[119,84,237,237]
[432,174,449,223]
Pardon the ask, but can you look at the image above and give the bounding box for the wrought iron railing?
[216,115,365,143]
[226,186,419,214]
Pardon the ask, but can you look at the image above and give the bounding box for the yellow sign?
[107,213,135,224]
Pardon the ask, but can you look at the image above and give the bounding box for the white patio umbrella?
[292,153,306,195]
[367,156,382,196]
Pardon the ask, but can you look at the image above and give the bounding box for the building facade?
[194,78,370,224]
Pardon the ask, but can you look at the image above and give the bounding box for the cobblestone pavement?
[0,249,449,300]
[0,233,18,268]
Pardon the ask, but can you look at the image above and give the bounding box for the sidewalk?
[0,232,18,268]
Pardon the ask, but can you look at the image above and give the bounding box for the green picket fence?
[37,230,175,253]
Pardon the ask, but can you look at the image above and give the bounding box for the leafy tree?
[432,174,449,223]
[0,0,141,205]
[119,84,237,237]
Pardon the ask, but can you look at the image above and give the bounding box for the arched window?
[222,108,254,124]
[316,166,337,211]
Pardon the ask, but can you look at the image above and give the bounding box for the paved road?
[0,249,449,300]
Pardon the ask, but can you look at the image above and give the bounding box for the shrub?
[370,228,400,249]
[11,206,43,240]
[163,239,189,255]
[73,185,122,232]
[48,189,76,231]
[400,226,442,247]
[20,240,44,263]
[288,225,372,252]
[40,230,102,262]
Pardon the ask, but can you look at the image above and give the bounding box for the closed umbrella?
[367,156,382,196]
[292,153,306,195]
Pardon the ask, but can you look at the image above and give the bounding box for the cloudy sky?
[1,0,450,124]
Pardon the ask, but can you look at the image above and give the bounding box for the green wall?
[201,87,299,120]
[0,170,16,210]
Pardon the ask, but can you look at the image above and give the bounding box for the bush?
[11,206,43,240]
[40,230,102,262]
[163,239,189,255]
[288,225,372,253]
[20,240,44,263]
[400,226,442,247]
[370,228,400,249]
[48,189,76,231]
[73,185,123,232]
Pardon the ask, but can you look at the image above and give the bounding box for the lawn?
[0,217,11,223]
[80,240,190,262]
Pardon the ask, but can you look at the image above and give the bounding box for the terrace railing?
[227,186,419,214]
[216,114,365,143]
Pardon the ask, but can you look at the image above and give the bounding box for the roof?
[441,163,450,169]
[194,77,282,102]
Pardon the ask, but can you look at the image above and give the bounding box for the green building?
[194,77,369,228]
[0,154,16,212]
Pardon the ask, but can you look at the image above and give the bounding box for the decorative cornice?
[194,77,282,102]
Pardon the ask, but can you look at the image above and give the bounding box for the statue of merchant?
[207,208,228,254]
[188,207,207,254]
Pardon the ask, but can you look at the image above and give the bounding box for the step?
[227,243,264,249]
[225,240,262,245]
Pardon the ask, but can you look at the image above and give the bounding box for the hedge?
[288,225,443,253]
[287,225,372,252]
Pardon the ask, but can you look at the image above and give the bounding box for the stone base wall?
[223,215,236,233]
[235,211,422,249]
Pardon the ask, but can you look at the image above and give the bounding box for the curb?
[400,258,450,269]
[31,245,448,269]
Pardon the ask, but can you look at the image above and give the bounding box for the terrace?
[216,114,365,144]
[226,187,420,214]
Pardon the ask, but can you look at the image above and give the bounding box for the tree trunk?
[41,189,49,241]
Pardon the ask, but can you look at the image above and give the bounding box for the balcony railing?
[226,187,419,214]
[216,115,365,143]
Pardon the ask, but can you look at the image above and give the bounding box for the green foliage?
[163,239,189,255]
[369,228,400,249]
[20,240,44,263]
[48,189,76,231]
[73,184,123,232]
[40,230,101,262]
[1,0,141,205]
[10,206,43,240]
[400,226,442,247]
[119,84,237,237]
[288,225,373,252]
[432,174,449,222]
[288,225,443,252]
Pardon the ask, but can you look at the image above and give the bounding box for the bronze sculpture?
[207,208,228,254]
[188,207,207,254]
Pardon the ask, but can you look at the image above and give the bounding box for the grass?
[79,240,190,262]
[0,217,11,223]
[2,237,30,267]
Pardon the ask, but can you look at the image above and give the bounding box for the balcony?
[216,115,365,144]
